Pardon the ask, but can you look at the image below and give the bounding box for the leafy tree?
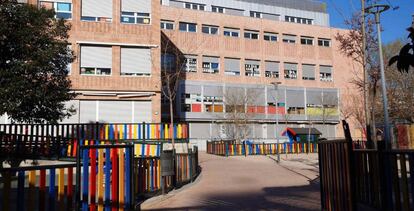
[389,26,414,72]
[0,1,75,124]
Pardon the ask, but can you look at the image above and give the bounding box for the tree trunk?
[170,100,175,149]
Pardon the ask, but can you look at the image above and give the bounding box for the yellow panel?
[28,171,36,187]
[58,168,65,199]
[97,149,104,211]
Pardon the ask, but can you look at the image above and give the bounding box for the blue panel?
[49,168,56,211]
[82,150,89,211]
[105,148,111,211]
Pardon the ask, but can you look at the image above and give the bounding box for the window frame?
[212,6,225,13]
[264,32,278,42]
[318,38,331,47]
[184,2,205,11]
[184,56,197,73]
[244,30,259,40]
[282,34,296,44]
[223,28,240,37]
[161,20,174,30]
[250,11,262,18]
[202,25,219,35]
[179,22,197,33]
[245,61,260,77]
[300,37,314,45]
[284,63,298,79]
[121,12,151,25]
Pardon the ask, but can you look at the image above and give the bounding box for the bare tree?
[341,92,366,136]
[335,11,380,142]
[222,87,259,143]
[160,21,206,148]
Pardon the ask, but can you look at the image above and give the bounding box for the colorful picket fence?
[207,141,318,156]
[0,122,189,141]
[1,163,77,211]
[1,144,200,211]
[176,148,199,184]
[78,144,134,211]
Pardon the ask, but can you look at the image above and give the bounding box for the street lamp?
[271,81,282,163]
[365,4,391,149]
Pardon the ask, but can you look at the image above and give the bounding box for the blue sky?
[324,0,414,43]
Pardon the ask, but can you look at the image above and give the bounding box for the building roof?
[285,127,322,136]
[235,0,327,13]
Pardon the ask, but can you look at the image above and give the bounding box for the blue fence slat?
[82,150,89,211]
[105,148,111,211]
[125,147,131,209]
[17,170,25,211]
[49,168,56,211]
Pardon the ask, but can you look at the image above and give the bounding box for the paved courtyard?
[141,152,320,211]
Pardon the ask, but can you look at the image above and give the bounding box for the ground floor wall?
[0,95,161,124]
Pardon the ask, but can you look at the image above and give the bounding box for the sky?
[324,0,414,43]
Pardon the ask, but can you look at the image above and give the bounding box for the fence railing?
[319,139,414,211]
[0,122,189,141]
[207,141,318,156]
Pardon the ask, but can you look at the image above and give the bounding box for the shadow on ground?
[144,181,320,211]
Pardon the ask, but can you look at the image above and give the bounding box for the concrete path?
[141,153,320,211]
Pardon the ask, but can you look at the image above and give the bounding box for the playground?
[142,152,320,211]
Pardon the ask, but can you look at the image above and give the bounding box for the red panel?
[268,106,276,114]
[90,141,96,211]
[277,107,286,114]
[192,104,202,112]
[247,106,256,113]
[256,106,266,114]
[111,149,118,211]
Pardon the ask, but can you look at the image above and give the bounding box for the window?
[282,34,296,43]
[184,55,197,72]
[284,63,297,79]
[161,54,176,71]
[212,6,225,13]
[224,58,240,76]
[302,64,315,80]
[202,56,220,74]
[250,11,262,18]
[244,30,259,40]
[161,20,174,30]
[181,93,202,112]
[300,37,314,45]
[184,2,205,11]
[121,47,151,76]
[121,0,151,23]
[179,22,197,32]
[204,96,223,113]
[80,46,112,76]
[245,60,260,77]
[223,28,240,37]
[121,12,150,24]
[265,61,279,78]
[39,1,72,19]
[81,0,112,22]
[285,16,313,25]
[202,25,219,35]
[287,107,305,115]
[262,13,280,21]
[318,38,331,47]
[264,32,278,42]
[320,66,333,82]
